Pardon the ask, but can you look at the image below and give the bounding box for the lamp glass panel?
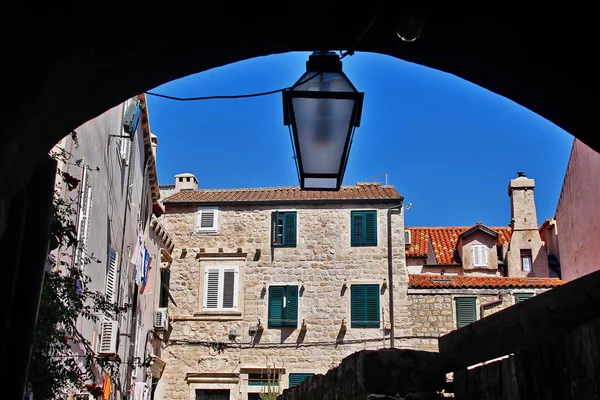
[292,97,354,174]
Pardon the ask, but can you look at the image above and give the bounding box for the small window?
[186,177,191,182]
[351,284,380,328]
[271,211,297,247]
[455,297,477,328]
[404,229,411,245]
[197,207,218,233]
[203,266,239,311]
[515,292,534,303]
[289,373,314,388]
[351,211,377,246]
[268,285,298,328]
[195,389,230,400]
[248,372,280,387]
[521,249,532,272]
[159,268,171,308]
[472,245,489,267]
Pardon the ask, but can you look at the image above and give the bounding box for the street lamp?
[283,51,364,191]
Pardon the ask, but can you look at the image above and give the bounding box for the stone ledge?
[172,312,243,321]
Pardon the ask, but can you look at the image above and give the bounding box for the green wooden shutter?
[351,211,364,245]
[515,293,534,303]
[289,373,314,388]
[283,212,297,246]
[455,297,477,328]
[365,284,380,327]
[364,211,377,245]
[268,286,284,327]
[285,285,299,327]
[271,211,278,245]
[351,285,365,327]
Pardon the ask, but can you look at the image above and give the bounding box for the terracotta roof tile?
[405,226,512,264]
[409,274,564,289]
[163,183,402,204]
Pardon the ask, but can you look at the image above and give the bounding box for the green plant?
[259,362,281,400]
[28,142,124,399]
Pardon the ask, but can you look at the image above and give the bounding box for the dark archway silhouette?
[1,6,598,198]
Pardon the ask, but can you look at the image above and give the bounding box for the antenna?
[365,173,389,185]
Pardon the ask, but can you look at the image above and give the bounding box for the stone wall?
[158,201,409,400]
[408,289,527,352]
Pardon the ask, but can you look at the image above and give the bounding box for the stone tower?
[506,172,549,277]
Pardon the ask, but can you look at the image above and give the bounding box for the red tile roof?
[163,183,402,204]
[405,226,512,265]
[409,274,564,289]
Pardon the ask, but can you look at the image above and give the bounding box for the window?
[74,167,92,270]
[472,245,489,267]
[105,248,118,318]
[404,229,411,245]
[350,284,380,328]
[515,292,534,303]
[197,207,218,233]
[159,268,171,308]
[248,373,280,387]
[195,389,230,400]
[203,266,239,311]
[271,211,297,247]
[455,297,477,328]
[289,373,314,388]
[521,249,532,272]
[268,285,298,328]
[351,210,377,246]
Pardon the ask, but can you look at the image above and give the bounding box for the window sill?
[184,311,243,321]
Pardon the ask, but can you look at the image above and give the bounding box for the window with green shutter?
[271,211,297,247]
[268,285,298,328]
[351,284,380,328]
[351,211,377,246]
[455,297,477,328]
[515,292,534,303]
[289,373,314,388]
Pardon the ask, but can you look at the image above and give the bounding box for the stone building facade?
[157,180,412,400]
[403,172,564,351]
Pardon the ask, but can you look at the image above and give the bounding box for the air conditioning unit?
[155,308,169,330]
[404,229,412,245]
[99,320,118,356]
[123,100,142,136]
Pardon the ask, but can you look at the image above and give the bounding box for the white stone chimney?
[506,172,549,277]
[174,173,198,192]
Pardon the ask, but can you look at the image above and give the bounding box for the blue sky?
[147,51,573,227]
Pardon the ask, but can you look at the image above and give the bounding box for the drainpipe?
[480,293,504,319]
[387,202,403,348]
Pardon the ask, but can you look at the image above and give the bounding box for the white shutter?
[204,269,220,310]
[132,322,141,379]
[74,168,92,270]
[404,230,411,244]
[105,248,118,317]
[472,245,489,267]
[203,266,238,311]
[472,246,480,266]
[222,269,237,309]
[197,208,218,232]
[482,246,489,266]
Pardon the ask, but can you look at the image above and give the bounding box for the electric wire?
[143,0,383,102]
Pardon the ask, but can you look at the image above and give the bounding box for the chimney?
[506,172,549,277]
[508,171,537,230]
[174,173,198,193]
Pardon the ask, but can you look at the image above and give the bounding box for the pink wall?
[556,139,600,281]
